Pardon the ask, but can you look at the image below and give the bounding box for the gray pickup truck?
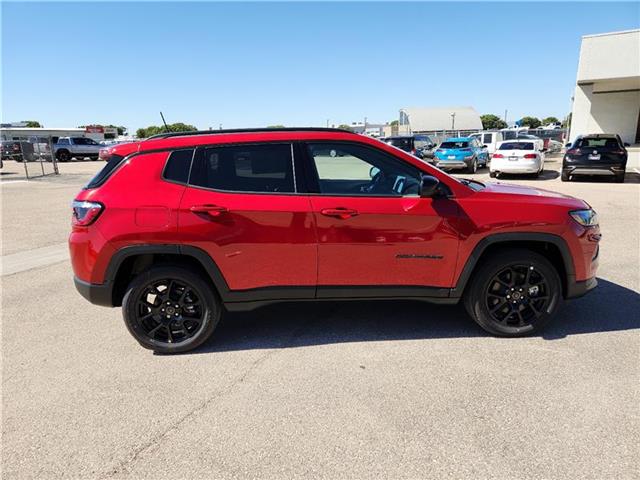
[55,137,103,161]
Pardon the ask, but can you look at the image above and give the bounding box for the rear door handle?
[320,208,359,219]
[190,204,229,216]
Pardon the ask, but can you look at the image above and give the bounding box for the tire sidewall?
[122,266,220,353]
[466,251,562,336]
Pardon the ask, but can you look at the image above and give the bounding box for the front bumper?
[566,276,597,299]
[74,276,113,307]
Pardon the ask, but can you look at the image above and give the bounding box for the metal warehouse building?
[398,106,483,134]
[570,29,640,145]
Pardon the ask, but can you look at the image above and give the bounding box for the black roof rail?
[145,127,356,141]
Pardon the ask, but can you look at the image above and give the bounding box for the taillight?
[524,154,537,159]
[493,153,504,158]
[566,148,581,155]
[72,200,103,226]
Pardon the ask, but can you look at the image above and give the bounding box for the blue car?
[433,136,489,173]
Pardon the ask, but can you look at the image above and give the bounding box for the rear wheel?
[614,173,625,183]
[463,249,562,336]
[122,266,221,353]
[56,150,70,162]
[561,171,570,182]
[489,171,497,178]
[467,158,478,174]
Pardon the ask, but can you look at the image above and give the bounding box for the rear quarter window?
[85,154,125,188]
[163,149,194,184]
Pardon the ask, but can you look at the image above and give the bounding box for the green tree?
[480,114,507,130]
[541,116,560,125]
[24,120,42,128]
[337,124,353,132]
[136,123,197,138]
[389,120,399,127]
[520,116,541,129]
[267,124,285,128]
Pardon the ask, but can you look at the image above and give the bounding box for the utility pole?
[219,123,222,130]
[451,112,456,131]
[504,109,508,124]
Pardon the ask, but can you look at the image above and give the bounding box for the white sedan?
[489,140,545,178]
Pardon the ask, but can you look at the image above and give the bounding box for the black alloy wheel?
[57,150,70,162]
[464,249,561,336]
[484,264,550,329]
[123,266,220,353]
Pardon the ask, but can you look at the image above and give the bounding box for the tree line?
[480,114,569,130]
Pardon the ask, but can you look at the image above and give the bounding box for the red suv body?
[70,128,600,353]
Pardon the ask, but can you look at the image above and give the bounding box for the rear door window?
[190,143,295,193]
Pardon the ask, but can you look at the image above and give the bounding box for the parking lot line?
[1,242,69,276]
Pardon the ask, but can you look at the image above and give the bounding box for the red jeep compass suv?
[70,128,600,353]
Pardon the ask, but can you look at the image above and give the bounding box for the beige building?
[570,29,640,144]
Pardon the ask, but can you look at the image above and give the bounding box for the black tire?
[463,249,562,337]
[489,171,497,178]
[56,150,70,162]
[467,157,478,174]
[614,173,625,183]
[122,265,221,354]
[561,171,570,182]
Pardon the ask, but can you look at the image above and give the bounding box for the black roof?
[145,127,354,141]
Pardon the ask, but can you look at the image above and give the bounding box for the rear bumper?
[435,159,468,169]
[74,276,113,307]
[491,159,541,173]
[566,276,597,299]
[564,164,625,176]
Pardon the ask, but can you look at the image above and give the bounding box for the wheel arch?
[451,233,575,299]
[106,245,230,307]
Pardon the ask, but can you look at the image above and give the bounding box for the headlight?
[569,209,599,227]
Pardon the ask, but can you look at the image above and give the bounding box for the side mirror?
[624,142,630,147]
[420,175,440,198]
[565,142,572,147]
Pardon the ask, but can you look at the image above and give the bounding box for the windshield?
[456,177,485,191]
[385,138,412,151]
[499,142,534,150]
[440,141,469,149]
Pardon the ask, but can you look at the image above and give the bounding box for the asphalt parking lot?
[2,155,639,479]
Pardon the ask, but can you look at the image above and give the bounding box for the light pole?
[451,112,456,131]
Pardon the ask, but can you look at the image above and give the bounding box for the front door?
[304,142,460,297]
[178,142,317,298]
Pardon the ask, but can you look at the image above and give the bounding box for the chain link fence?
[1,135,59,179]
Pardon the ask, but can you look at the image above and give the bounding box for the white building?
[399,106,483,134]
[570,29,640,145]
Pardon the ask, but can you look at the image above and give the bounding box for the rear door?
[178,142,317,297]
[303,141,460,295]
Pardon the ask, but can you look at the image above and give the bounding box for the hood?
[479,181,588,208]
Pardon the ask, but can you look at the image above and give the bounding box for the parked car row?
[0,136,105,162]
[379,130,631,183]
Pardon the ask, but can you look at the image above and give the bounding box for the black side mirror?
[565,142,572,147]
[420,175,440,198]
[624,142,630,147]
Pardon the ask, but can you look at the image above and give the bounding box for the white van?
[469,131,504,157]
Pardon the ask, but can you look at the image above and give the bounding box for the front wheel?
[561,171,570,182]
[614,173,625,183]
[463,249,562,337]
[122,266,221,353]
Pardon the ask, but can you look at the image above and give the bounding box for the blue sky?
[2,2,639,132]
